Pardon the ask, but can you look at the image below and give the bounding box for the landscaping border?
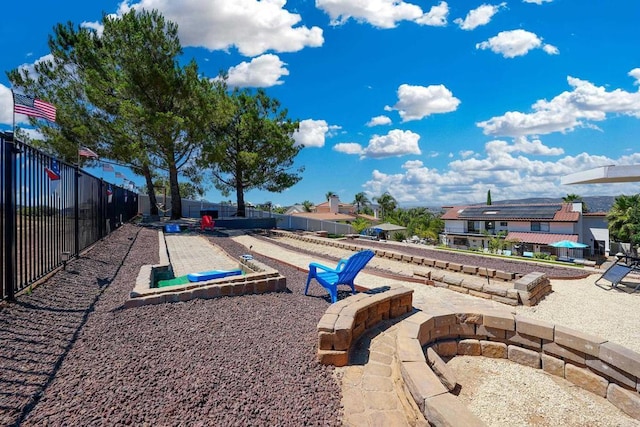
[397,308,640,425]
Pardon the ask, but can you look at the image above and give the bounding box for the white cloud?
[523,0,553,4]
[126,0,324,56]
[316,0,423,29]
[293,119,329,147]
[630,68,640,85]
[366,115,392,127]
[486,137,564,156]
[454,3,506,30]
[225,54,289,88]
[363,145,640,206]
[334,142,364,155]
[363,129,421,158]
[403,160,424,169]
[476,29,554,58]
[0,84,15,125]
[387,84,460,122]
[478,72,640,137]
[459,150,475,158]
[81,20,105,36]
[415,1,449,27]
[327,124,343,138]
[542,44,559,55]
[334,129,421,159]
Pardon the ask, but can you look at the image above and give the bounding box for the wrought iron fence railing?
[1,133,138,301]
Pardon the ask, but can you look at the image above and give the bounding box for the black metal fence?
[1,133,138,301]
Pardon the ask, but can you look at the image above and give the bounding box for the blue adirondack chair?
[305,250,375,303]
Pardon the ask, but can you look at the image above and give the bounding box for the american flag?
[102,163,114,172]
[78,146,99,159]
[45,159,61,181]
[13,93,56,122]
[115,172,125,179]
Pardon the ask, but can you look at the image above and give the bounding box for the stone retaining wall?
[397,309,640,425]
[273,230,551,306]
[316,286,414,367]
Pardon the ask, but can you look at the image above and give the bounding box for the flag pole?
[11,89,15,144]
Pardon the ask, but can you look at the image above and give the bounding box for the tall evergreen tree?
[199,88,303,217]
[8,10,223,219]
[486,190,492,205]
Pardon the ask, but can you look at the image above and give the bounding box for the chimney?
[329,195,339,213]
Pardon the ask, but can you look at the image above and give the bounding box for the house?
[440,202,609,258]
[314,195,356,215]
[290,195,380,223]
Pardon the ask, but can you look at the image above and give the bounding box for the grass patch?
[157,275,191,287]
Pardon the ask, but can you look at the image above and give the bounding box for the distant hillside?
[485,196,617,213]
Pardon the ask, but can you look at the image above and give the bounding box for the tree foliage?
[563,193,588,213]
[301,200,314,212]
[607,194,640,244]
[374,192,397,220]
[353,192,370,213]
[198,88,303,217]
[382,206,443,242]
[8,9,223,219]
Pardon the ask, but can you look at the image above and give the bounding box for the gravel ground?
[0,224,342,426]
[449,356,640,427]
[2,226,638,427]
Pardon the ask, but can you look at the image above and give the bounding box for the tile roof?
[291,212,356,221]
[505,232,579,245]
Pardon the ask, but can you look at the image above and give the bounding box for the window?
[485,221,495,231]
[467,221,478,232]
[453,237,468,246]
[531,222,550,232]
[500,221,507,227]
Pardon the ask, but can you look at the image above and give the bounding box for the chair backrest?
[337,250,375,283]
[202,215,213,226]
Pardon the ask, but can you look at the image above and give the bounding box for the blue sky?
[2,0,639,208]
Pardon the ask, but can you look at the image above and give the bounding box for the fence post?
[3,138,16,300]
[74,166,80,257]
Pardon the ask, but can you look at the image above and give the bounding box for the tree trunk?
[142,165,159,216]
[236,181,246,217]
[168,163,182,220]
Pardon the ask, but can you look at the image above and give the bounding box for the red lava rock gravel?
[0,224,342,426]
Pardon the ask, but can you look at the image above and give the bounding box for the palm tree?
[563,193,588,212]
[607,194,640,243]
[353,192,370,213]
[301,200,314,212]
[325,191,336,201]
[374,192,397,220]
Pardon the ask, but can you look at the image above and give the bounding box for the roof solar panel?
[458,205,560,219]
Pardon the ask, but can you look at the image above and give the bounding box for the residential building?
[440,202,609,258]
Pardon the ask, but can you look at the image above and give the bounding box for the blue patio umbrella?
[550,240,589,248]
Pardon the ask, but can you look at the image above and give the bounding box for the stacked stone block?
[273,230,555,306]
[395,308,640,425]
[127,251,286,308]
[316,286,413,367]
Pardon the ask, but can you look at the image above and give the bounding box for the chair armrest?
[336,259,347,271]
[309,262,340,274]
